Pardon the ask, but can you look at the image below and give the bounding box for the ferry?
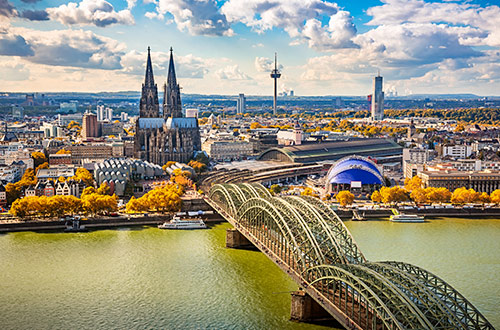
[390,213,425,223]
[158,216,207,230]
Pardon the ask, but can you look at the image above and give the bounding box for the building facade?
[237,93,246,113]
[419,170,500,194]
[134,47,201,165]
[202,139,253,162]
[82,113,99,139]
[371,74,384,121]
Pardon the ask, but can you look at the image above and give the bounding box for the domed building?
[325,155,385,194]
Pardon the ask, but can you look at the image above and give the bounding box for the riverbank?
[2,205,500,233]
[0,213,225,233]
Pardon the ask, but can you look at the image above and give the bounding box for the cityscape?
[0,0,499,329]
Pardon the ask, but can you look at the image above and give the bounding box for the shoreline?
[1,209,499,233]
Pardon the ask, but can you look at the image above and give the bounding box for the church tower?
[139,47,160,118]
[163,47,183,118]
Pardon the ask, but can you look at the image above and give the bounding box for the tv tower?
[270,52,281,116]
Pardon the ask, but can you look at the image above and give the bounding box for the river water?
[0,218,498,329]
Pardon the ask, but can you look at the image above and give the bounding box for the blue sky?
[1,0,500,96]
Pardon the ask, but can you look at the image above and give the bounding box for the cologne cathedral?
[134,47,201,165]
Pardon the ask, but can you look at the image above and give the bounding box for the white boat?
[158,216,207,230]
[390,213,425,223]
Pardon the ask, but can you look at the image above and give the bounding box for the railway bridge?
[205,183,493,330]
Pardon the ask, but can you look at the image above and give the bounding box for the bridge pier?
[290,290,331,323]
[226,228,254,248]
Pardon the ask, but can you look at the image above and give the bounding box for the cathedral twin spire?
[139,46,182,119]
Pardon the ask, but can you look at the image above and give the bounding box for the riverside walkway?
[205,183,493,330]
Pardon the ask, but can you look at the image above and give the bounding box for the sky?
[0,0,500,96]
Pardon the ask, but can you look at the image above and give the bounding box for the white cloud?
[47,0,134,27]
[145,11,164,20]
[216,65,251,80]
[367,0,500,46]
[155,0,233,36]
[255,56,282,73]
[221,0,338,37]
[302,10,358,51]
[252,43,264,48]
[0,58,30,81]
[7,27,126,69]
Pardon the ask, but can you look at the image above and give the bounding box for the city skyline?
[0,0,499,96]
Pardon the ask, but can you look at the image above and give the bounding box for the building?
[419,170,500,194]
[0,184,6,206]
[49,154,72,166]
[0,162,26,183]
[202,139,253,162]
[120,112,129,122]
[96,105,110,121]
[82,112,99,139]
[100,121,123,136]
[41,123,63,138]
[237,94,246,113]
[325,156,385,193]
[134,47,201,165]
[94,158,164,196]
[438,144,472,159]
[277,125,302,146]
[58,113,83,126]
[402,148,435,178]
[59,102,77,113]
[258,138,402,164]
[65,144,123,165]
[371,74,384,121]
[185,108,199,118]
[12,105,24,119]
[36,166,75,182]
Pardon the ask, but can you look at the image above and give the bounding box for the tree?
[379,186,409,204]
[410,188,427,204]
[269,184,282,196]
[301,187,319,198]
[72,168,94,186]
[336,191,355,207]
[194,152,210,165]
[126,184,183,213]
[404,176,422,191]
[31,152,47,169]
[490,190,500,204]
[250,122,263,129]
[451,187,480,204]
[96,182,110,195]
[478,192,490,204]
[187,160,207,173]
[56,149,71,154]
[371,190,382,203]
[35,162,49,174]
[67,120,81,130]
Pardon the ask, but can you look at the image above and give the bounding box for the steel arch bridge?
[206,183,493,330]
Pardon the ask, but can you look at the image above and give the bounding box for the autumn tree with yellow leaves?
[125,184,183,214]
[336,190,355,207]
[451,188,480,204]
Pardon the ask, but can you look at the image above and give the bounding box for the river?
[0,218,498,329]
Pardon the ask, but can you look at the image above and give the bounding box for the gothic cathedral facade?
[134,47,201,165]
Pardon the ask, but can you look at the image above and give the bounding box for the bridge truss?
[207,183,493,330]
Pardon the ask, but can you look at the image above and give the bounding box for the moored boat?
[390,213,425,223]
[158,216,207,230]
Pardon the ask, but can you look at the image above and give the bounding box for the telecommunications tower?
[270,52,281,116]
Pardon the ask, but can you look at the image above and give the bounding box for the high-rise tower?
[139,47,160,118]
[237,93,246,113]
[371,73,384,121]
[270,53,281,116]
[163,47,183,119]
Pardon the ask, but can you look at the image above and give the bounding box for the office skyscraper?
[82,112,98,139]
[371,74,384,120]
[237,93,246,113]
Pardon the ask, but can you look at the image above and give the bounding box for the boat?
[64,218,88,232]
[390,213,425,223]
[158,216,207,230]
[351,209,366,221]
